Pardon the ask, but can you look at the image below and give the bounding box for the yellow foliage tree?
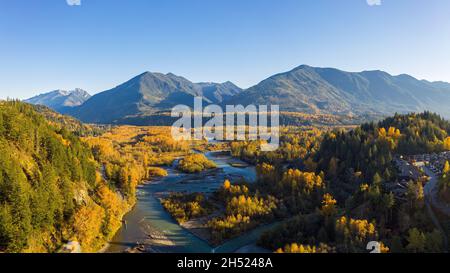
[443,161,450,175]
[336,216,377,243]
[444,137,450,150]
[72,203,105,252]
[321,193,337,217]
[281,169,324,194]
[388,127,396,137]
[97,184,127,238]
[277,243,334,253]
[223,180,231,190]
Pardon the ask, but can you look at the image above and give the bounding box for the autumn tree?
[444,137,450,150]
[72,203,105,252]
[320,193,337,217]
[223,180,231,190]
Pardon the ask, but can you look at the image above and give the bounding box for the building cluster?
[394,157,422,181]
[386,152,450,200]
[386,157,424,200]
[404,151,450,176]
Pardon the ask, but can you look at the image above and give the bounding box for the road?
[423,167,450,217]
[423,166,449,250]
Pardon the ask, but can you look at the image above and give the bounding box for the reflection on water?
[106,151,266,253]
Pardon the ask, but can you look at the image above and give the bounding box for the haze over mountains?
[25,65,450,124]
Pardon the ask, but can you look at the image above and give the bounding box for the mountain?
[197,81,242,104]
[67,72,242,124]
[35,65,450,125]
[25,88,91,112]
[226,65,450,117]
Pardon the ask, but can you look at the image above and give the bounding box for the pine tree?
[373,172,383,185]
[406,228,426,253]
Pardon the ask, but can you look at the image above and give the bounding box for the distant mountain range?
[24,65,450,124]
[227,65,450,117]
[25,88,91,112]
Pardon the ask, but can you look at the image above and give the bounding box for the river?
[105,151,274,253]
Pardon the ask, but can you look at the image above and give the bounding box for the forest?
[207,180,278,244]
[1,100,448,253]
[161,193,215,224]
[0,101,103,252]
[0,101,193,252]
[257,112,449,252]
[161,112,449,252]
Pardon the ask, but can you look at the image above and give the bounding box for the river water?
[106,151,273,253]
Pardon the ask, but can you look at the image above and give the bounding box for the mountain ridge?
[25,88,91,112]
[64,72,243,124]
[25,65,450,124]
[226,65,450,117]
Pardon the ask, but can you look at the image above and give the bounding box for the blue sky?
[1,0,449,99]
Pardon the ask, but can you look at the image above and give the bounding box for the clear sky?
[1,0,449,99]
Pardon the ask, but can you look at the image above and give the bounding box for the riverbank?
[97,201,136,253]
[177,207,227,247]
[179,219,280,252]
[114,218,276,254]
